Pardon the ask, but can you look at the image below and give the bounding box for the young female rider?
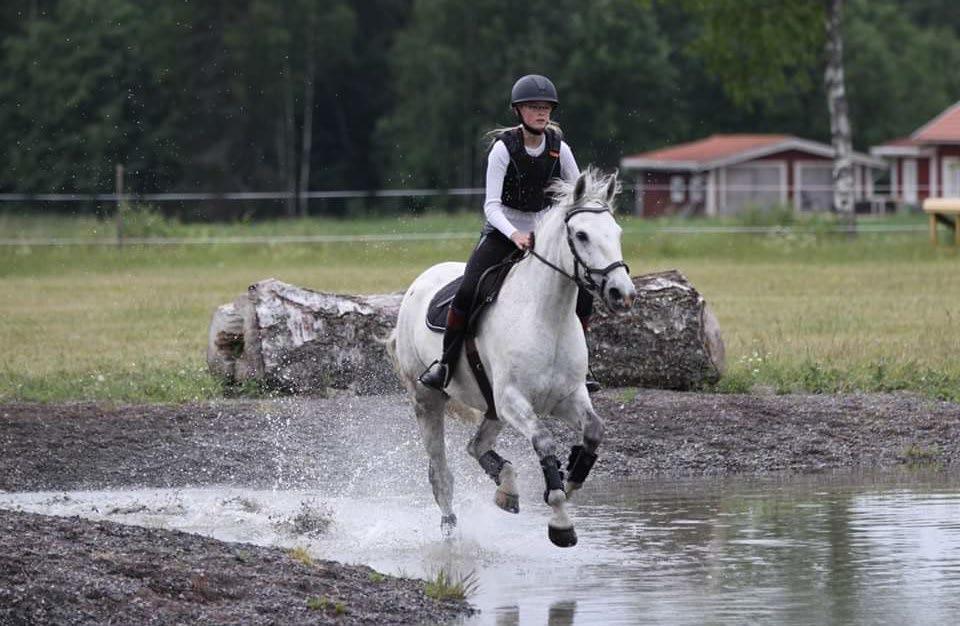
[419,74,599,392]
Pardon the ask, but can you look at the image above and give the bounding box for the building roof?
[911,101,960,143]
[626,134,790,165]
[621,133,885,171]
[872,100,960,155]
[871,136,926,158]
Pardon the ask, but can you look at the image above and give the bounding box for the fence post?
[115,163,125,247]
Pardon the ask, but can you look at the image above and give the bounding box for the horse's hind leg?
[413,391,456,536]
[466,414,519,514]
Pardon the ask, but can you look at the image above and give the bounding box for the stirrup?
[418,360,449,391]
[585,368,602,393]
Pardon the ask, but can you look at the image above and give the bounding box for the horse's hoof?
[548,525,578,548]
[441,514,457,538]
[495,489,520,514]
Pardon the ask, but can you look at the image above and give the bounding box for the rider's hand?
[510,231,533,250]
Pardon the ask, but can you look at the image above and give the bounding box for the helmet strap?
[514,106,545,136]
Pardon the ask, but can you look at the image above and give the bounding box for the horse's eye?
[575,231,589,243]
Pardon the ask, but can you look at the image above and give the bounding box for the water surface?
[3,470,959,625]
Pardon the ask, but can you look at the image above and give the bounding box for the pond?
[2,469,959,625]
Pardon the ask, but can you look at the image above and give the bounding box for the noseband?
[528,205,630,295]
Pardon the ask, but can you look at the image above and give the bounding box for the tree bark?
[297,23,316,218]
[588,270,725,389]
[825,0,855,227]
[208,273,725,395]
[282,55,298,218]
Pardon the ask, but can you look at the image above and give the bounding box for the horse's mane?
[536,166,621,237]
[547,166,621,213]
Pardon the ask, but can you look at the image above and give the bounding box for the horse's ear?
[605,170,619,204]
[573,173,587,203]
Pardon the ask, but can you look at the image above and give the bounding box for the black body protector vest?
[496,127,563,213]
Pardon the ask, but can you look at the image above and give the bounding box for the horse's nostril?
[609,287,622,301]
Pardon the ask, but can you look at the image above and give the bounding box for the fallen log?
[207,271,724,394]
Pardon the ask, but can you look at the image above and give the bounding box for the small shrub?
[288,546,313,566]
[424,569,478,601]
[306,596,347,615]
[734,204,796,228]
[902,444,940,467]
[368,571,386,583]
[118,203,181,238]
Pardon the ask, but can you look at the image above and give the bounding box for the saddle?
[423,251,524,419]
[425,251,523,334]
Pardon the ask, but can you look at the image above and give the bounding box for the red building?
[871,101,960,207]
[620,134,885,217]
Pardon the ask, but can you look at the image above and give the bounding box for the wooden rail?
[922,198,960,246]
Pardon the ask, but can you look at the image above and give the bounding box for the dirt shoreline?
[3,390,959,624]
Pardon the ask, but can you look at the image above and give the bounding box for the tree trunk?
[208,273,724,395]
[282,55,298,218]
[825,0,855,228]
[588,270,725,389]
[297,25,316,218]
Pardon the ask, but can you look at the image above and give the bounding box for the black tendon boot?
[419,306,467,390]
[578,313,602,393]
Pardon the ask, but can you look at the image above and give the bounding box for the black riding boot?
[419,306,467,390]
[579,313,602,394]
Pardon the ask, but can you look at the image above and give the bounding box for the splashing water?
[3,396,960,623]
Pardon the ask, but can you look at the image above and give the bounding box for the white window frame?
[903,158,918,204]
[792,160,834,212]
[690,174,705,203]
[929,156,938,198]
[669,175,686,204]
[719,160,787,213]
[943,157,960,197]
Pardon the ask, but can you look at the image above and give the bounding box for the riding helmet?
[510,75,559,107]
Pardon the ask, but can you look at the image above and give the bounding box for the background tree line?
[1,0,959,219]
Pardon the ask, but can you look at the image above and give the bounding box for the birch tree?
[684,0,855,217]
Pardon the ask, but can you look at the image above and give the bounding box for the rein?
[527,206,630,294]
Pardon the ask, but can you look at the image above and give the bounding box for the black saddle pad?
[426,275,463,332]
[425,251,523,334]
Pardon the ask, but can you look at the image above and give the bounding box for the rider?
[418,74,600,393]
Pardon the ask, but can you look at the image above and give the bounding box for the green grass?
[306,595,347,615]
[424,569,478,601]
[287,546,314,566]
[1,211,958,403]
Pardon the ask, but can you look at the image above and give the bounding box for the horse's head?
[549,168,636,313]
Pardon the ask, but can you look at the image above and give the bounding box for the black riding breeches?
[451,230,518,316]
[450,229,595,320]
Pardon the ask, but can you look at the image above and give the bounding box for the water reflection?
[2,471,960,625]
[490,600,576,626]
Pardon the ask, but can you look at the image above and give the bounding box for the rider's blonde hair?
[484,122,563,148]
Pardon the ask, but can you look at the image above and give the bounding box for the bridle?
[527,205,630,295]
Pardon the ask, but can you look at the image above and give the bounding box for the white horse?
[388,168,636,547]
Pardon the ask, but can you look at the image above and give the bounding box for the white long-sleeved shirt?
[483,134,580,238]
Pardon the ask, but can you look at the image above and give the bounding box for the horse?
[387,167,636,547]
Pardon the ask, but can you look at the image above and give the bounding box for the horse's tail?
[381,327,401,377]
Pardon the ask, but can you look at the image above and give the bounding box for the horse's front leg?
[466,414,520,514]
[498,387,577,548]
[551,390,605,499]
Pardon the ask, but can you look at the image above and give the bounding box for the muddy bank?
[0,508,470,625]
[2,391,959,625]
[2,391,959,493]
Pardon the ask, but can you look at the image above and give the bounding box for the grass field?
[1,210,958,403]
